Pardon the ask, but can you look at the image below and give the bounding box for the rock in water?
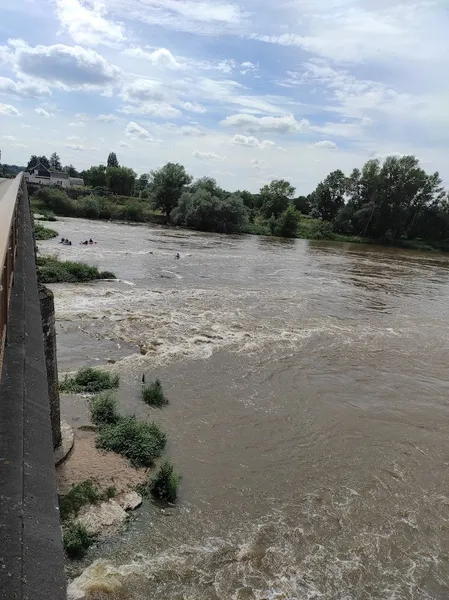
[118,490,143,511]
[78,499,128,536]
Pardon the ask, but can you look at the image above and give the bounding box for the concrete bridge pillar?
[38,285,61,449]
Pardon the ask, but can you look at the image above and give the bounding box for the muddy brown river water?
[40,217,449,599]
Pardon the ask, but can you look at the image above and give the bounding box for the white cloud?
[121,79,167,103]
[0,103,20,116]
[125,121,154,141]
[313,140,337,150]
[68,121,85,127]
[192,150,221,160]
[2,135,16,141]
[240,61,258,75]
[6,40,121,89]
[0,76,51,98]
[180,101,207,113]
[231,134,275,149]
[107,0,245,35]
[67,135,81,141]
[222,114,308,134]
[120,102,181,119]
[56,0,125,46]
[119,140,132,148]
[251,159,268,170]
[124,47,183,69]
[35,107,54,118]
[251,3,446,65]
[180,126,206,137]
[65,143,85,150]
[97,113,118,122]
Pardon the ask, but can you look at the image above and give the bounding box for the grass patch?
[60,367,119,394]
[96,415,166,468]
[89,392,121,425]
[59,479,103,522]
[34,222,58,240]
[141,379,168,407]
[37,255,116,284]
[63,521,96,560]
[150,460,181,503]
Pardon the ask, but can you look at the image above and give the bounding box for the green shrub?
[63,522,96,560]
[89,392,120,426]
[276,205,301,238]
[60,367,119,394]
[96,415,166,468]
[141,379,168,407]
[150,460,181,503]
[105,486,117,499]
[32,187,76,216]
[59,479,102,521]
[99,270,116,279]
[298,218,335,241]
[37,255,116,284]
[34,222,58,240]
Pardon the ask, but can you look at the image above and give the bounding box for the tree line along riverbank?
[28,151,449,252]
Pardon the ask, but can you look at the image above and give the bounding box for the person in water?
[175,252,180,259]
[60,238,65,243]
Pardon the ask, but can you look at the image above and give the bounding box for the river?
[40,217,449,599]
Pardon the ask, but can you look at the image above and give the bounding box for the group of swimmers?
[59,238,97,246]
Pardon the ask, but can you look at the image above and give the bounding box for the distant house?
[25,162,84,188]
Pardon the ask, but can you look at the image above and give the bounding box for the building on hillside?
[24,162,84,188]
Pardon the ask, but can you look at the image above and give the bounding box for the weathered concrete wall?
[0,181,66,599]
[39,285,62,448]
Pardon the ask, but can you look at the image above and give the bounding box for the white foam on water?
[68,500,445,600]
[51,282,407,374]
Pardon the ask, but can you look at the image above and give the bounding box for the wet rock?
[107,358,116,364]
[139,345,148,355]
[117,491,142,511]
[78,500,128,536]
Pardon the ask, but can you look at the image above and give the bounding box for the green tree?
[260,179,295,218]
[374,155,444,240]
[107,152,119,168]
[105,166,136,196]
[50,152,62,171]
[190,177,224,196]
[150,163,193,218]
[63,164,79,177]
[26,154,39,170]
[37,155,51,170]
[277,205,301,237]
[83,165,107,188]
[310,170,347,221]
[293,195,311,215]
[236,190,257,210]
[137,173,150,193]
[171,189,248,233]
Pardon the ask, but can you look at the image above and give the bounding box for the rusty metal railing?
[0,173,23,374]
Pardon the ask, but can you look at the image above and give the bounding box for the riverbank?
[33,202,448,254]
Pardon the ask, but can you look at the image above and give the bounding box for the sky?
[0,0,448,193]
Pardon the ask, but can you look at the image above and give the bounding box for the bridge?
[0,174,66,599]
